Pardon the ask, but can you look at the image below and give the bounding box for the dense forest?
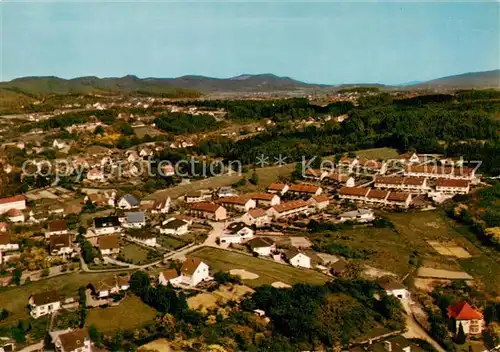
[187,92,500,175]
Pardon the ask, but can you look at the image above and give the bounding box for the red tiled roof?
[288,184,320,194]
[338,187,369,197]
[181,258,203,275]
[403,177,426,186]
[272,200,309,213]
[387,192,411,202]
[375,176,404,185]
[325,173,351,182]
[246,193,276,201]
[48,219,67,233]
[218,196,251,205]
[305,169,326,177]
[268,183,287,191]
[436,179,469,188]
[311,195,330,203]
[161,269,179,281]
[7,208,22,216]
[0,195,25,205]
[367,189,389,200]
[248,208,267,218]
[448,301,483,320]
[98,235,119,250]
[191,202,221,213]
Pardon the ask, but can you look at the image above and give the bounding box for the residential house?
[267,200,311,219]
[365,189,390,205]
[436,179,470,194]
[159,218,189,235]
[216,187,237,198]
[380,281,410,300]
[330,258,348,277]
[177,258,211,287]
[118,194,140,209]
[308,194,330,210]
[184,191,210,203]
[246,237,276,256]
[404,165,475,181]
[158,269,182,287]
[324,173,355,187]
[399,152,423,164]
[288,184,322,197]
[123,212,146,228]
[97,235,120,255]
[129,231,157,247]
[338,156,359,171]
[402,177,428,192]
[85,193,115,207]
[52,139,67,150]
[0,234,19,251]
[242,208,270,227]
[7,209,24,223]
[338,187,370,202]
[448,301,484,335]
[90,275,130,298]
[217,196,256,212]
[29,290,61,318]
[219,222,254,244]
[338,209,375,223]
[0,195,26,215]
[46,219,68,238]
[49,234,73,256]
[55,328,91,352]
[161,164,176,177]
[357,158,387,174]
[190,202,227,221]
[126,151,140,163]
[246,193,280,207]
[285,249,311,269]
[140,197,170,213]
[349,335,425,352]
[304,168,329,181]
[386,192,412,208]
[86,168,105,182]
[267,183,289,195]
[93,216,121,235]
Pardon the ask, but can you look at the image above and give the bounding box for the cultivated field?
[189,247,330,287]
[86,296,157,332]
[120,243,151,264]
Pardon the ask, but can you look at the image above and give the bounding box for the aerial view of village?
[0,1,499,352]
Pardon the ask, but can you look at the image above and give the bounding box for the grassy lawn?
[120,243,150,264]
[189,246,330,287]
[159,235,187,250]
[0,272,129,324]
[355,147,399,160]
[86,296,157,332]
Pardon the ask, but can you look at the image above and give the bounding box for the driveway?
[401,299,446,352]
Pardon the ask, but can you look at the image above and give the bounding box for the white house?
[86,168,105,182]
[158,269,182,286]
[184,191,209,203]
[288,184,322,197]
[267,200,311,219]
[338,187,370,202]
[176,258,211,287]
[304,168,329,181]
[90,276,130,298]
[49,234,73,256]
[190,202,227,221]
[380,281,410,300]
[285,250,311,269]
[219,222,254,244]
[129,232,157,247]
[55,328,92,352]
[448,301,484,335]
[267,183,289,195]
[218,197,256,212]
[29,290,61,319]
[7,209,25,223]
[123,212,146,229]
[365,189,390,205]
[242,208,270,227]
[247,237,276,256]
[93,216,121,235]
[98,235,120,255]
[246,193,280,207]
[386,192,412,208]
[160,218,189,235]
[436,179,470,194]
[140,197,170,214]
[0,195,26,215]
[338,209,375,223]
[118,194,140,209]
[308,194,330,210]
[324,173,356,187]
[0,234,19,251]
[52,139,67,150]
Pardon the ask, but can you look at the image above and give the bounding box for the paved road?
[401,300,446,352]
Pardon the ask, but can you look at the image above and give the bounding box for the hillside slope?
[411,69,500,89]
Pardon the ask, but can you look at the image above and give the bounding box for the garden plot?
[427,240,472,258]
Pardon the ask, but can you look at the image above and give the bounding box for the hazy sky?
[1,0,499,84]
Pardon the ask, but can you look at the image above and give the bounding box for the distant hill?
[0,74,326,98]
[410,70,500,89]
